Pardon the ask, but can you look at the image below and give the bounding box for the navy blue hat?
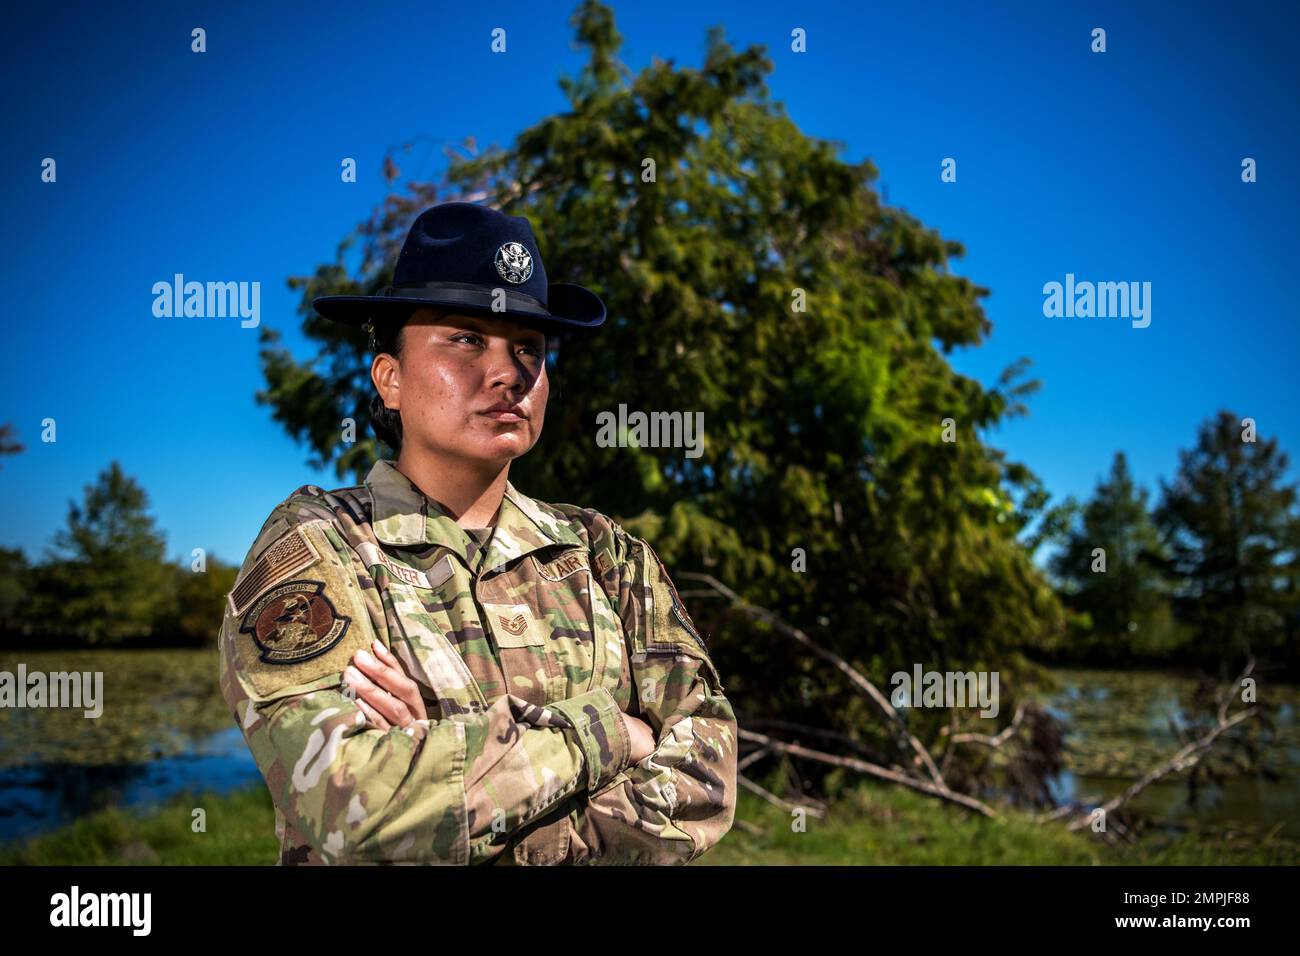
[313,202,606,332]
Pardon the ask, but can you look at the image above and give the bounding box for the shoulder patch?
[239,579,350,665]
[228,523,321,618]
[225,520,378,701]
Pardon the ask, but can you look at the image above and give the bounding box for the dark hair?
[369,313,410,454]
[368,309,556,455]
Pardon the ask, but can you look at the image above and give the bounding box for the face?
[372,308,549,466]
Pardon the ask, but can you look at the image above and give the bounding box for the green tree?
[0,547,29,633]
[1155,411,1299,669]
[22,462,176,644]
[260,1,1064,764]
[1049,452,1181,662]
[153,559,240,645]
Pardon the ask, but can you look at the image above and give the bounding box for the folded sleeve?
[509,530,739,865]
[218,505,632,865]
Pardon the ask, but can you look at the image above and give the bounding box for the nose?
[485,336,533,395]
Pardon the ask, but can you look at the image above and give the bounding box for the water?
[0,648,260,845]
[0,727,260,843]
[1043,668,1300,829]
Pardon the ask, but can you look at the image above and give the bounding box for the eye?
[517,342,543,358]
[451,331,482,346]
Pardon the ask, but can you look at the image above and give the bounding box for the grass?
[0,786,278,866]
[3,781,1295,865]
[699,787,1300,865]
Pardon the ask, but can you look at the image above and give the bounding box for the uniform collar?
[364,458,582,569]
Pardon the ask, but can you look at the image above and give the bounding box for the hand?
[620,711,656,764]
[345,639,428,731]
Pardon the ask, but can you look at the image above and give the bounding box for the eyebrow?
[446,314,545,343]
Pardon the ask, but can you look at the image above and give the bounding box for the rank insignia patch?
[498,612,528,636]
[239,579,351,665]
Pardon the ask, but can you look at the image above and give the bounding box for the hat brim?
[313,282,605,332]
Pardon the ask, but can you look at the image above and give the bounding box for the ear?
[371,352,400,410]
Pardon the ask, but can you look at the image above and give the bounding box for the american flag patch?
[229,525,321,617]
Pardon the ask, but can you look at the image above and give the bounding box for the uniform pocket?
[476,550,600,706]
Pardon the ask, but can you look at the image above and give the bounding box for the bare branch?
[738,773,827,819]
[1065,705,1256,831]
[737,746,771,773]
[684,572,948,790]
[947,700,1028,748]
[740,728,997,818]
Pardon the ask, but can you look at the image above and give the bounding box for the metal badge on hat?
[494,242,534,284]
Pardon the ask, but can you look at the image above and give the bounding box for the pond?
[1,651,1295,845]
[1044,668,1299,830]
[0,649,260,844]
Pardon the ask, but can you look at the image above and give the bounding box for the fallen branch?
[740,727,997,818]
[1065,659,1257,831]
[738,772,827,819]
[946,700,1028,748]
[739,716,890,763]
[737,746,771,772]
[683,572,948,790]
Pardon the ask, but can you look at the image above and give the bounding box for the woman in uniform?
[217,202,737,865]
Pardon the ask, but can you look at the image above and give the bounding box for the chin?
[471,437,534,462]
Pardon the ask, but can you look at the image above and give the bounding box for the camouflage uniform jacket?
[217,458,737,865]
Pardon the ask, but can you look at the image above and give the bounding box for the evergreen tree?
[22,462,176,644]
[260,1,1065,753]
[1155,411,1299,668]
[1050,452,1179,661]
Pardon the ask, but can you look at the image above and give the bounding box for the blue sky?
[2,0,1297,568]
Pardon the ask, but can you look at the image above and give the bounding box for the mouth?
[479,405,527,423]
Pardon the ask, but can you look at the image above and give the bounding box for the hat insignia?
[494,242,534,284]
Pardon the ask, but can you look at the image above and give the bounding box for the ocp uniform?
[217,457,737,865]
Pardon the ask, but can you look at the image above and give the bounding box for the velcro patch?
[645,543,709,653]
[229,525,320,617]
[227,521,378,701]
[355,541,455,591]
[239,579,350,665]
[498,612,528,636]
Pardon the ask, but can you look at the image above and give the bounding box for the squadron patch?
[239,579,351,665]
